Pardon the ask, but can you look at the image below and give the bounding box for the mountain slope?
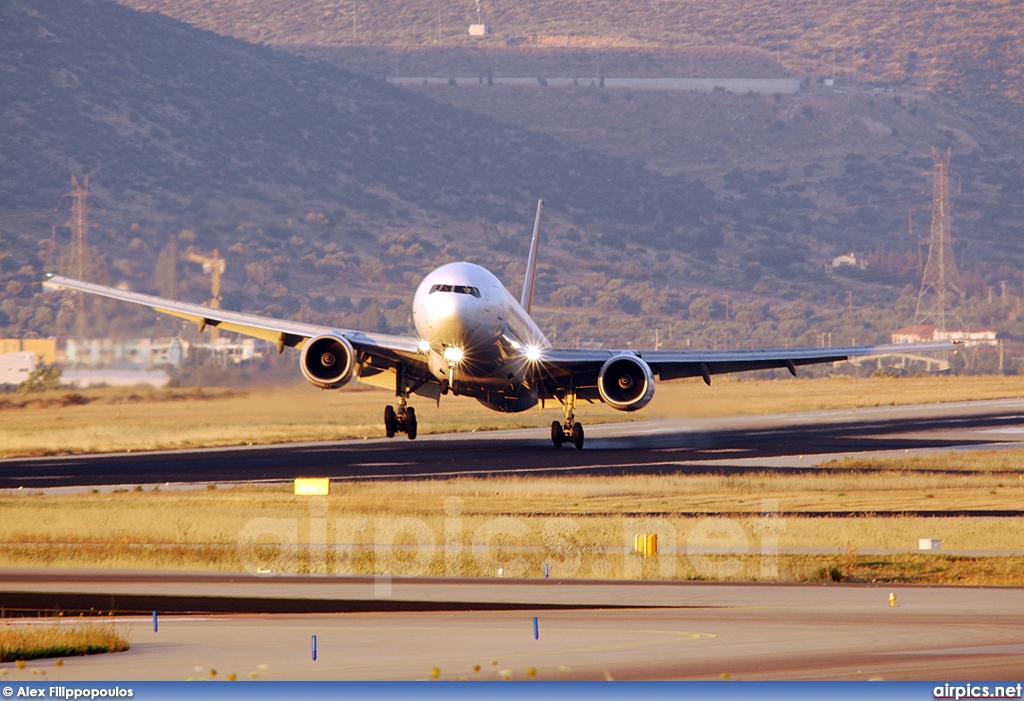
[2,0,1024,362]
[0,0,716,248]
[120,0,1024,105]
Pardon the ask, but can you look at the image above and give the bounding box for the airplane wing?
[43,274,427,386]
[530,341,957,398]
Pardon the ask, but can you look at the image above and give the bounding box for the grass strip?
[822,449,1024,473]
[0,621,129,662]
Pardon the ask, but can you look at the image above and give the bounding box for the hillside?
[119,0,1024,105]
[0,0,720,337]
[1,0,1023,371]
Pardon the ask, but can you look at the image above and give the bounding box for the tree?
[19,367,62,393]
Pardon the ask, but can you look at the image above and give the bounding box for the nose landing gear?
[551,392,584,449]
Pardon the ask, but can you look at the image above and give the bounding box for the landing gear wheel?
[384,405,397,438]
[551,420,564,448]
[406,407,417,440]
[571,423,585,450]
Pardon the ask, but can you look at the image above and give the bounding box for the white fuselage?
[411,262,550,408]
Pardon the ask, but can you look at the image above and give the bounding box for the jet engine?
[598,355,655,411]
[300,334,356,389]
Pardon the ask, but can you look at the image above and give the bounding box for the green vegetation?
[0,621,129,662]
[16,368,62,394]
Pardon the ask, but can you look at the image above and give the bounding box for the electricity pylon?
[914,147,963,332]
[62,175,89,339]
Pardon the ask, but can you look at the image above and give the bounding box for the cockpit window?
[429,284,480,298]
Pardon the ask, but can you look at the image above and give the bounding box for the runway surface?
[2,570,1024,680]
[3,398,1024,489]
[4,401,1024,681]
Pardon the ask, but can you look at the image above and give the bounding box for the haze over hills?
[121,0,1024,105]
[1,0,1023,371]
[0,0,720,336]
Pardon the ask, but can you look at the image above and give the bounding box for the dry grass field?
[0,621,129,662]
[3,374,1024,585]
[2,374,1024,458]
[2,459,1023,584]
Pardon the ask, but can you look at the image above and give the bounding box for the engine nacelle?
[598,354,655,411]
[300,334,356,389]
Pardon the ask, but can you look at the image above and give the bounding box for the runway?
[2,398,1024,489]
[2,570,1024,680]
[4,401,1024,681]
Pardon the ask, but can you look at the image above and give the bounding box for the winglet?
[520,199,543,314]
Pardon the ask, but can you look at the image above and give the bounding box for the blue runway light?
[312,635,317,661]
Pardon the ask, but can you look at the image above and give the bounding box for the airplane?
[44,200,955,449]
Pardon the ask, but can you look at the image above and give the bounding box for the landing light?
[526,346,541,362]
[443,346,464,365]
[418,339,431,353]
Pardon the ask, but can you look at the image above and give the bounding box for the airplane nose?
[424,292,477,340]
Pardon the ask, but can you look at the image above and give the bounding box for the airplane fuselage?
[411,262,551,412]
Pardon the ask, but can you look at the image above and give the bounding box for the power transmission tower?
[64,175,89,339]
[914,147,963,332]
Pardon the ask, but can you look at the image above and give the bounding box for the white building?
[64,337,262,368]
[0,351,36,386]
[830,253,867,271]
[191,338,259,364]
[891,325,937,344]
[65,337,187,368]
[934,328,998,347]
[892,325,998,347]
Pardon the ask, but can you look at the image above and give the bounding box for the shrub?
[18,367,62,394]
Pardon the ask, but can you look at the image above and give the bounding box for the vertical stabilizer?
[520,199,543,314]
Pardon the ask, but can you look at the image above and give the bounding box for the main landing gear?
[551,393,584,450]
[384,396,417,440]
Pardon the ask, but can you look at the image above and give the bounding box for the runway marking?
[349,462,418,468]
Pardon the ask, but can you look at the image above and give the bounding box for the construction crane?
[183,247,226,340]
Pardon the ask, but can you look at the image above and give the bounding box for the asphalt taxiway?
[2,398,1024,490]
[2,571,1024,680]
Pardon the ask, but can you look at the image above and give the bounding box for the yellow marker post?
[634,533,658,558]
[889,592,896,607]
[294,478,330,496]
